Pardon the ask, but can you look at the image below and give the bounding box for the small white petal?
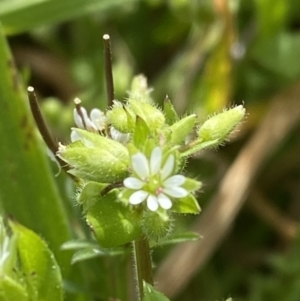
[70,130,81,142]
[129,190,148,205]
[150,147,162,175]
[124,177,145,189]
[163,175,186,187]
[110,127,130,144]
[163,187,188,198]
[73,107,89,128]
[157,193,172,209]
[132,153,150,180]
[90,109,107,131]
[161,154,174,180]
[147,194,159,211]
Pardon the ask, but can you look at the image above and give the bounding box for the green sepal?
[182,178,202,192]
[106,102,136,133]
[133,116,151,149]
[57,129,129,183]
[142,282,170,301]
[129,99,165,131]
[0,275,29,301]
[169,114,196,145]
[197,105,245,147]
[77,181,107,211]
[10,221,63,301]
[86,190,142,248]
[163,96,179,125]
[171,194,201,214]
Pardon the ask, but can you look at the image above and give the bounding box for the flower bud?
[129,99,165,131]
[198,105,245,146]
[106,101,136,133]
[141,211,173,241]
[128,74,152,103]
[57,129,129,182]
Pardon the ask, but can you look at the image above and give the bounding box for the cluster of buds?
[55,75,245,247]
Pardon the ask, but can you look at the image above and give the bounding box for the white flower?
[123,147,188,211]
[71,98,131,144]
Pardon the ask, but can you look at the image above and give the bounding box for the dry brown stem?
[248,190,298,242]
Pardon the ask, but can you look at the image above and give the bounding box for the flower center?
[144,175,162,196]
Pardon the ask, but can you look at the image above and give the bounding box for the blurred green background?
[1,0,300,300]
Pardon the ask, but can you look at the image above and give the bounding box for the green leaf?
[0,24,72,274]
[77,181,108,211]
[182,178,202,192]
[151,231,200,247]
[171,194,201,214]
[61,239,99,251]
[142,282,170,301]
[0,275,28,301]
[71,247,123,264]
[0,217,17,276]
[0,0,138,35]
[86,190,142,248]
[10,221,63,301]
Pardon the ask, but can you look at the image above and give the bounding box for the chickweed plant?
[0,34,245,301]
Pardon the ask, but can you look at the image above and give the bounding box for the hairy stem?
[133,237,154,300]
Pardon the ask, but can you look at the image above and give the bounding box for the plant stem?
[133,237,154,300]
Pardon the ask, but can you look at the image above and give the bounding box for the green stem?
[133,237,154,300]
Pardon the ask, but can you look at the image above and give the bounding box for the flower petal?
[73,108,83,128]
[147,194,159,211]
[70,130,81,142]
[129,190,148,205]
[132,153,149,180]
[163,175,186,187]
[157,193,172,210]
[110,127,130,144]
[161,154,174,180]
[163,187,188,198]
[150,146,162,175]
[90,108,107,131]
[124,177,145,189]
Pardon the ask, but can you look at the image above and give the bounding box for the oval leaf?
[86,190,142,248]
[10,221,63,301]
[142,282,170,301]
